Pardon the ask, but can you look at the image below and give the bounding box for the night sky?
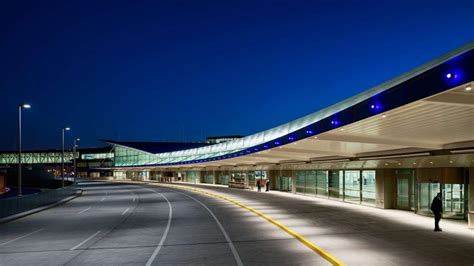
[1,0,473,151]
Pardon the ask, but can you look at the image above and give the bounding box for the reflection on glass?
[328,171,341,200]
[344,170,361,203]
[316,170,328,197]
[418,182,440,213]
[361,170,376,205]
[220,175,229,185]
[397,178,409,209]
[306,171,317,196]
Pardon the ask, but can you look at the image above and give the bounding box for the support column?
[375,169,396,209]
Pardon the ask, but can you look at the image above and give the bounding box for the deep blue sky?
[1,0,473,150]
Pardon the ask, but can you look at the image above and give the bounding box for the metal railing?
[0,186,79,219]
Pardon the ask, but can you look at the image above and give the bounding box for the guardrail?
[0,186,80,219]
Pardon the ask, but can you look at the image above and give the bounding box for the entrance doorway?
[396,169,415,211]
[277,176,292,192]
[418,182,440,215]
[417,182,465,218]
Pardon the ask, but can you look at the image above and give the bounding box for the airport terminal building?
[100,43,474,225]
[4,44,472,225]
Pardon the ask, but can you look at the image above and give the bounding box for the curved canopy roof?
[107,42,474,168]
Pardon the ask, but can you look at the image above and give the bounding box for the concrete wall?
[416,168,464,184]
[375,169,396,209]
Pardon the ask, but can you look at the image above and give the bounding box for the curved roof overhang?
[107,42,474,169]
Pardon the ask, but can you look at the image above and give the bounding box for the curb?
[0,189,83,225]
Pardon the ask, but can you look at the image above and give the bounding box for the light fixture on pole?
[18,103,31,196]
[61,127,70,187]
[73,138,80,184]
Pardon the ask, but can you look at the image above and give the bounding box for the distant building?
[206,135,244,144]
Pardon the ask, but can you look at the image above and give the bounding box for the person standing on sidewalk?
[257,179,261,192]
[431,192,443,232]
[265,180,270,192]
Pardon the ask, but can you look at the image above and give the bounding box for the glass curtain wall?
[204,174,214,184]
[328,170,343,200]
[295,170,329,197]
[361,170,376,205]
[344,170,361,204]
[305,171,317,195]
[186,171,199,184]
[443,184,464,216]
[248,171,256,187]
[114,146,156,167]
[418,182,465,218]
[418,182,440,215]
[316,171,328,197]
[289,169,376,206]
[277,176,292,192]
[296,171,305,194]
[218,171,230,185]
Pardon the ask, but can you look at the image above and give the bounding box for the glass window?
[361,170,376,205]
[305,171,317,196]
[316,170,328,197]
[418,182,440,214]
[296,171,305,194]
[328,170,342,200]
[443,184,464,216]
[344,170,361,204]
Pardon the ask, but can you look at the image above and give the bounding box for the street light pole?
[61,127,70,187]
[17,103,31,197]
[73,138,80,184]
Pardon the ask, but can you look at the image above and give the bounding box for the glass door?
[418,182,440,215]
[278,176,292,192]
[397,178,410,209]
[443,184,464,217]
[396,170,415,211]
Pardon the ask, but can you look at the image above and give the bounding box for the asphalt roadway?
[0,181,473,265]
[0,181,327,265]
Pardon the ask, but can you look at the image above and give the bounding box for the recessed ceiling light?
[449,160,453,163]
[314,136,318,139]
[430,161,434,164]
[382,115,386,118]
[384,163,388,166]
[465,86,472,91]
[413,162,417,165]
[340,128,344,131]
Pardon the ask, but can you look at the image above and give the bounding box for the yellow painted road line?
[159,184,345,266]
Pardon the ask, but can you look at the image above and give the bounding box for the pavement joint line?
[0,228,44,247]
[121,208,130,216]
[168,188,243,266]
[143,188,173,266]
[70,230,102,251]
[77,206,91,214]
[160,183,345,266]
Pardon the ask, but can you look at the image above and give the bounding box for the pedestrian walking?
[257,179,261,192]
[265,180,270,192]
[431,192,443,231]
